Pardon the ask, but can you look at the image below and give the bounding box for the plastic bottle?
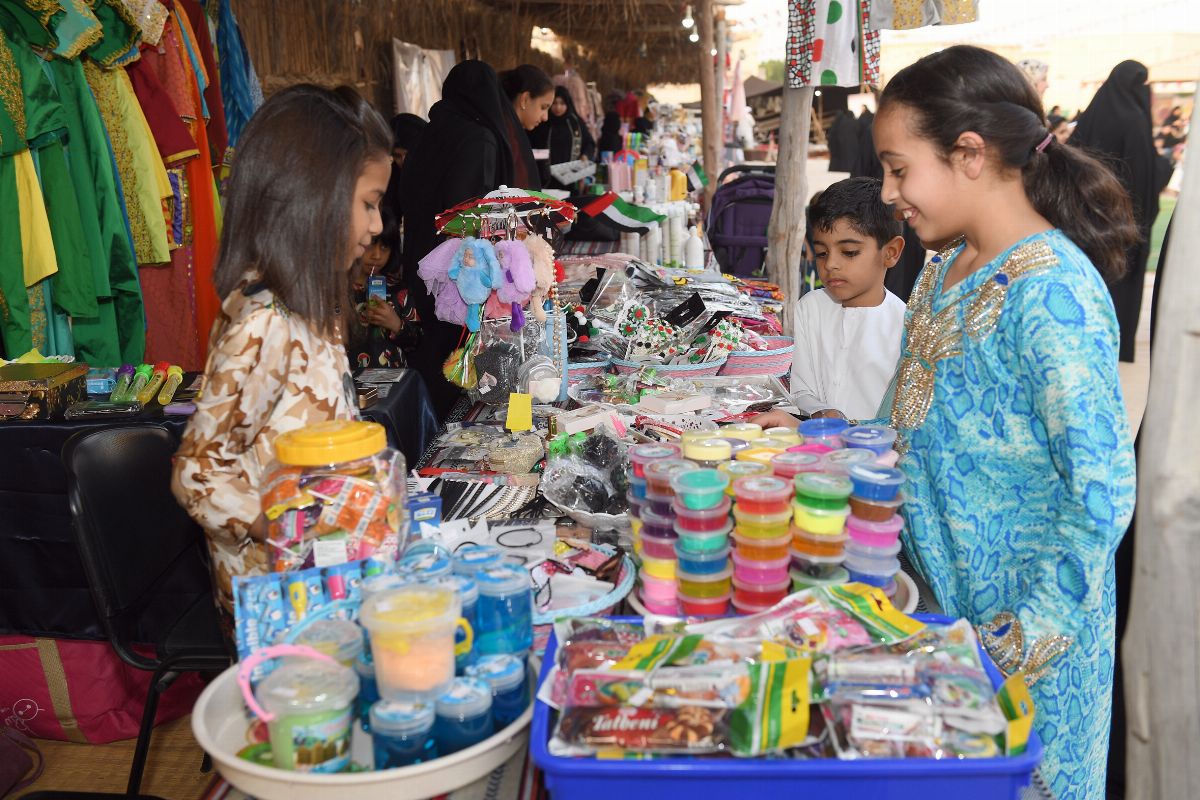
[136,361,171,406]
[156,365,184,405]
[126,364,154,406]
[109,364,135,402]
[685,225,704,269]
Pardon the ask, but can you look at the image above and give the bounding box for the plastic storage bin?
[532,615,1043,800]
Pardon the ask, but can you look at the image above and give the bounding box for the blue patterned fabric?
[894,230,1135,800]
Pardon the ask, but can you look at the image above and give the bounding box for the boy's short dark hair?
[806,177,900,248]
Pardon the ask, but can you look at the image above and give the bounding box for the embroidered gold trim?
[890,238,1059,435]
[24,0,63,29]
[978,612,1073,688]
[0,30,27,145]
[121,0,167,45]
[57,0,103,60]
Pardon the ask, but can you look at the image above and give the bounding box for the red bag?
[0,636,205,744]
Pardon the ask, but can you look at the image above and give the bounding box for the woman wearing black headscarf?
[597,111,622,154]
[826,109,858,173]
[401,60,518,418]
[530,86,596,189]
[382,113,426,231]
[1070,60,1173,362]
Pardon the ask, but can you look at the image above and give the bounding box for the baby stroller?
[707,164,775,277]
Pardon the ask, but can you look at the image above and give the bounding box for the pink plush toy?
[523,234,556,323]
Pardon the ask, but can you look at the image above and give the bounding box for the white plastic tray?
[192,665,532,800]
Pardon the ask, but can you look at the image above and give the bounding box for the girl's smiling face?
[875,104,971,247]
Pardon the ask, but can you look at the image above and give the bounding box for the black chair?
[47,425,230,798]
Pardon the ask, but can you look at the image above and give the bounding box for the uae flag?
[579,192,666,232]
[686,160,708,191]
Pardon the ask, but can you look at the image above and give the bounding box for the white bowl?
[192,664,531,800]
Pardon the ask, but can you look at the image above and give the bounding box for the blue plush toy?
[448,237,503,331]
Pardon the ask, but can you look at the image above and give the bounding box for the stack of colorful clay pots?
[628,443,678,610]
[635,458,698,614]
[729,476,794,614]
[789,472,853,592]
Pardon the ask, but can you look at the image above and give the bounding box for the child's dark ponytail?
[879,46,1137,281]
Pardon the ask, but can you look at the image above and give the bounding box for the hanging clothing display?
[0,0,261,366]
[391,38,455,119]
[869,0,978,29]
[786,0,880,88]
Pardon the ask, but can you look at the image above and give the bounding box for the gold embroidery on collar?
[0,31,27,146]
[890,239,1059,436]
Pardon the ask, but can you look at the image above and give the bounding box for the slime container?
[845,537,902,561]
[680,430,719,447]
[762,428,802,446]
[433,677,495,755]
[642,595,682,616]
[630,475,649,500]
[798,417,850,449]
[731,530,792,561]
[676,565,733,598]
[732,576,791,608]
[731,595,777,616]
[370,700,437,769]
[791,501,851,536]
[736,448,779,466]
[292,619,363,669]
[355,654,379,730]
[678,591,731,616]
[361,573,409,605]
[732,506,793,540]
[643,491,675,517]
[257,658,358,773]
[397,549,454,582]
[640,507,676,539]
[453,544,506,576]
[842,425,899,456]
[824,447,876,474]
[639,572,678,605]
[844,556,899,588]
[682,438,733,468]
[722,422,763,441]
[754,437,795,452]
[360,584,466,701]
[731,549,790,584]
[629,442,681,479]
[732,475,794,515]
[670,469,731,510]
[672,495,732,532]
[790,548,848,579]
[674,521,734,555]
[848,494,905,522]
[474,564,533,657]
[793,473,854,510]
[718,461,770,494]
[846,514,905,548]
[791,528,849,558]
[790,566,849,592]
[709,436,750,456]
[674,542,732,575]
[625,490,646,520]
[771,451,826,479]
[639,553,677,581]
[847,464,906,502]
[644,459,699,496]
[468,654,528,728]
[641,527,680,560]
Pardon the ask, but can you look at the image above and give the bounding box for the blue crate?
[532,615,1042,800]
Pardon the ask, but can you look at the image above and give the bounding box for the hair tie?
[1034,132,1053,154]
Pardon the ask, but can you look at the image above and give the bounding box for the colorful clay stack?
[628,443,680,557]
[637,458,699,614]
[843,463,906,599]
[841,425,900,467]
[789,472,853,593]
[729,476,794,614]
[670,467,733,615]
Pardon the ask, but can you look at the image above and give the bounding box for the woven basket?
[566,356,611,384]
[609,356,727,378]
[719,336,794,377]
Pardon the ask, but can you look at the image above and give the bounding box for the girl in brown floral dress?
[172,85,392,614]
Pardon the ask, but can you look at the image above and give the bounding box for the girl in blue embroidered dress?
[873,45,1138,800]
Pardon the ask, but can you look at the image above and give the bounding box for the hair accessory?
[1034,132,1053,154]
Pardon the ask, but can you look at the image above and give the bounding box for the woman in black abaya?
[826,109,859,173]
[530,86,596,189]
[1070,61,1172,362]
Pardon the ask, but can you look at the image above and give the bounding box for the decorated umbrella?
[435,186,577,239]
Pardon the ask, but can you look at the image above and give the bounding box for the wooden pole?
[715,12,727,165]
[697,0,719,204]
[765,86,813,335]
[1124,96,1200,800]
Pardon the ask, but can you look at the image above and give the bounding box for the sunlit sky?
[730,0,1200,58]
